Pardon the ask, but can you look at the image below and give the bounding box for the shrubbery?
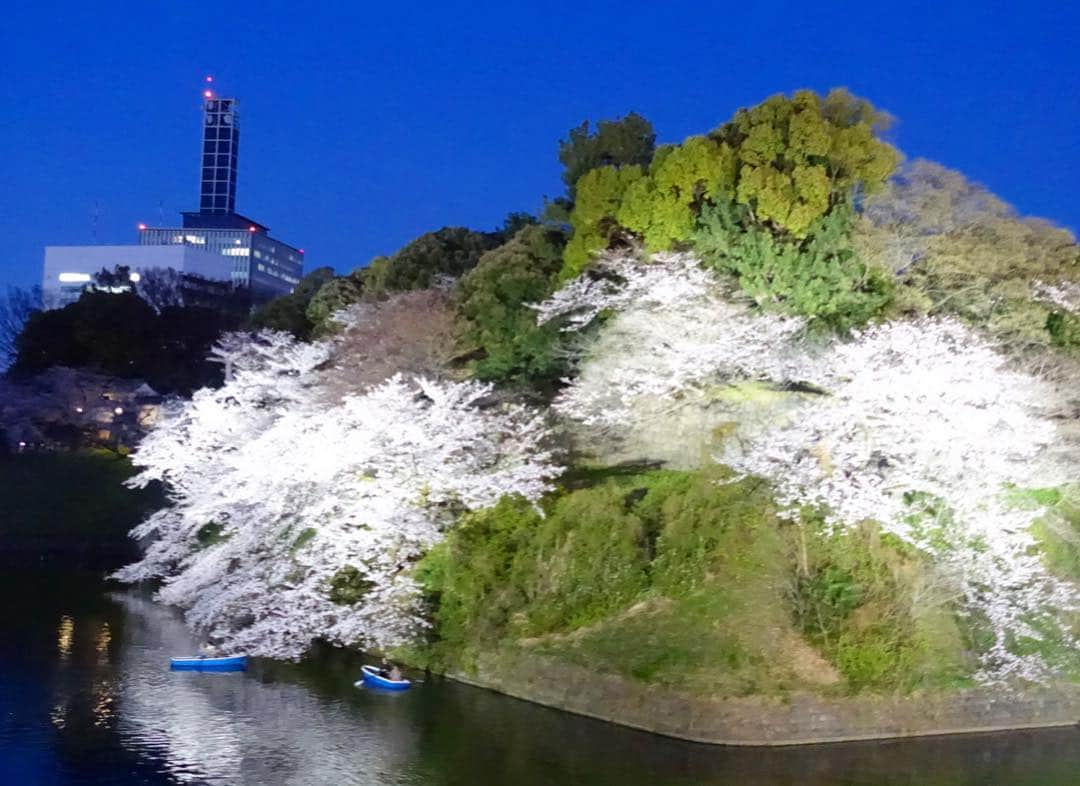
[695,202,895,330]
[454,225,568,387]
[417,464,972,693]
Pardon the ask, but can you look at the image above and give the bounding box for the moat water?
[4,567,1080,785]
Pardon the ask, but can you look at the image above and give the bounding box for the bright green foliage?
[713,89,900,238]
[290,527,317,554]
[248,266,336,339]
[454,225,568,386]
[1006,612,1080,677]
[1002,483,1080,674]
[557,112,656,196]
[362,227,503,299]
[416,496,541,653]
[616,136,737,251]
[561,165,645,279]
[792,518,972,692]
[328,565,376,605]
[695,202,894,329]
[558,89,898,282]
[417,465,969,694]
[305,271,366,337]
[1046,310,1080,351]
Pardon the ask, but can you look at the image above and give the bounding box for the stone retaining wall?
[451,650,1080,746]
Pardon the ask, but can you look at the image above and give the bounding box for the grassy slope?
[413,465,976,698]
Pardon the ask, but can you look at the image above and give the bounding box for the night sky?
[2,1,1078,291]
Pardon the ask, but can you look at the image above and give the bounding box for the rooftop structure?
[42,79,304,309]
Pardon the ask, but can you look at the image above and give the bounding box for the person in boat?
[200,642,220,657]
[389,665,402,681]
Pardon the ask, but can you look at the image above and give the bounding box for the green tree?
[557,112,656,196]
[561,165,645,279]
[695,202,894,329]
[11,291,236,394]
[455,225,568,387]
[712,89,900,238]
[305,270,366,337]
[617,136,737,251]
[858,159,1080,352]
[500,211,540,237]
[362,227,503,299]
[248,266,336,339]
[558,90,899,281]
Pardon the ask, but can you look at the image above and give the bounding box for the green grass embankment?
[412,464,977,698]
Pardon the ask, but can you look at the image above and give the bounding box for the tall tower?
[199,91,239,215]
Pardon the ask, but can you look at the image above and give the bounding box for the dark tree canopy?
[248,266,336,339]
[0,285,42,367]
[362,227,503,299]
[557,112,656,195]
[454,224,568,387]
[11,291,240,394]
[305,270,366,337]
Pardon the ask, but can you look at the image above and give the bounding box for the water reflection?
[6,570,1080,785]
[112,592,420,785]
[56,615,74,659]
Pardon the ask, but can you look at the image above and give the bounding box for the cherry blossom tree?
[540,250,1080,681]
[115,325,558,659]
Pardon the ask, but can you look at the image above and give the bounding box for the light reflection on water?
[112,593,406,785]
[5,569,1080,785]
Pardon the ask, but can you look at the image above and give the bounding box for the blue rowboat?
[170,655,247,672]
[359,664,411,690]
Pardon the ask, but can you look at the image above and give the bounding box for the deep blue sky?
[2,1,1078,291]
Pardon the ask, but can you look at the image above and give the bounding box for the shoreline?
[444,650,1080,747]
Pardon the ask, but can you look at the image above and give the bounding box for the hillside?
[108,89,1080,736]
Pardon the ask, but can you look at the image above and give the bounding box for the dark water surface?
[4,568,1080,785]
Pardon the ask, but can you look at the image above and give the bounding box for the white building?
[40,88,304,311]
[42,244,233,309]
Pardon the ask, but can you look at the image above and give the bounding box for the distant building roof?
[180,212,270,233]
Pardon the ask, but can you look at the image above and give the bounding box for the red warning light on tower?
[205,75,214,83]
[137,223,147,231]
[203,89,213,99]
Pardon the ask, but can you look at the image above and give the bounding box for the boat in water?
[357,664,411,690]
[169,655,248,672]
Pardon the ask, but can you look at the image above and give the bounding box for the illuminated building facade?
[42,83,304,309]
[139,87,304,302]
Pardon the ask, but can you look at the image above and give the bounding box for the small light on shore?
[114,407,124,416]
[75,406,83,413]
